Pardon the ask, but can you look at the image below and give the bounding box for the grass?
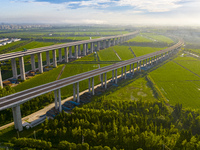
[149,57,200,109]
[98,47,120,61]
[127,35,153,43]
[131,46,166,57]
[13,65,64,92]
[112,45,134,60]
[0,41,25,53]
[142,33,174,44]
[105,77,157,102]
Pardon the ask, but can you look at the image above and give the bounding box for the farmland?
[127,35,153,43]
[112,45,134,60]
[97,47,120,61]
[149,56,200,109]
[142,33,174,44]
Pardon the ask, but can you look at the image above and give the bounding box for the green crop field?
[0,41,25,53]
[98,47,120,61]
[131,46,166,57]
[105,77,157,102]
[14,65,64,92]
[142,33,174,44]
[149,57,200,109]
[127,35,153,43]
[113,45,134,60]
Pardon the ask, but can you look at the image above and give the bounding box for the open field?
[149,56,200,109]
[131,46,166,57]
[113,45,134,60]
[98,47,120,61]
[142,33,174,44]
[127,35,153,43]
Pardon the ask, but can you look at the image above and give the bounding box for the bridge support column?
[19,57,26,81]
[69,46,72,58]
[46,52,50,67]
[54,90,58,110]
[0,69,2,88]
[124,66,127,79]
[92,77,94,95]
[90,43,94,53]
[31,54,36,71]
[113,38,115,46]
[12,105,23,131]
[86,43,88,54]
[108,39,111,47]
[77,82,80,103]
[137,62,139,71]
[105,72,107,89]
[101,74,103,87]
[146,59,147,67]
[129,64,131,73]
[112,70,114,82]
[73,83,76,101]
[121,67,123,79]
[83,44,86,56]
[37,53,43,73]
[64,47,68,63]
[148,58,151,65]
[75,45,78,59]
[58,89,62,112]
[115,69,117,84]
[143,60,145,67]
[140,61,141,72]
[11,58,18,79]
[59,48,62,62]
[132,63,134,75]
[97,41,100,51]
[88,78,91,93]
[103,40,106,49]
[78,45,81,56]
[52,50,57,68]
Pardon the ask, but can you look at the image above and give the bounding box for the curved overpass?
[0,39,183,131]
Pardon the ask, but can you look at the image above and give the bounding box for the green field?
[149,56,200,109]
[127,35,153,43]
[142,33,174,44]
[98,47,120,61]
[112,45,134,60]
[131,46,166,57]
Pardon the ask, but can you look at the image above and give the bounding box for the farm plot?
[131,46,166,57]
[127,35,153,43]
[142,33,174,44]
[149,60,200,109]
[97,47,120,61]
[112,46,134,60]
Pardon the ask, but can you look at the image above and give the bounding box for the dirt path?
[112,48,121,60]
[56,64,66,80]
[128,45,136,57]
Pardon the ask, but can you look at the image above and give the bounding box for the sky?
[1,0,200,26]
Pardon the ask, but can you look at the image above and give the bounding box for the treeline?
[0,87,54,126]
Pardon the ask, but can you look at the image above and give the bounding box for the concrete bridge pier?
[68,46,72,58]
[83,44,86,56]
[115,69,118,84]
[11,58,18,79]
[137,62,139,71]
[54,89,62,112]
[132,63,134,75]
[129,64,132,74]
[74,45,78,59]
[12,105,23,131]
[112,70,114,82]
[54,90,58,110]
[101,74,103,87]
[64,47,68,63]
[46,52,50,67]
[86,43,88,54]
[88,78,91,93]
[103,40,106,49]
[77,82,80,103]
[92,77,94,95]
[59,48,62,62]
[31,54,36,71]
[143,60,145,67]
[78,45,81,56]
[113,38,115,46]
[73,83,76,101]
[124,66,127,79]
[108,39,111,47]
[97,41,100,51]
[0,69,3,88]
[37,53,43,73]
[105,72,107,89]
[140,61,142,72]
[121,67,123,79]
[90,43,94,53]
[52,50,57,68]
[146,59,148,67]
[19,57,26,81]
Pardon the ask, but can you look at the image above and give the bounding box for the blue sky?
[0,0,200,26]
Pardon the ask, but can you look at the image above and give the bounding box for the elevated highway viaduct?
[0,39,184,131]
[0,31,139,87]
